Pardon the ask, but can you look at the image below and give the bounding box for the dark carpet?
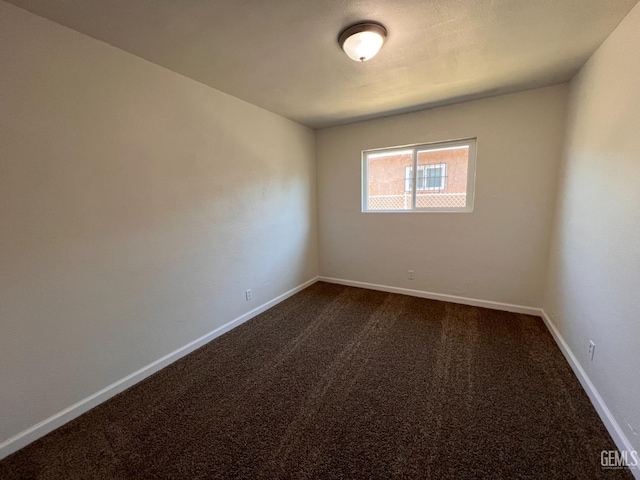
[0,282,632,479]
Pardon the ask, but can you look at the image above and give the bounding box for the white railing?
[368,193,466,210]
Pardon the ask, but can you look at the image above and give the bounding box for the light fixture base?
[338,22,387,62]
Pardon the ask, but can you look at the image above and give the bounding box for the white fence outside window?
[367,193,466,210]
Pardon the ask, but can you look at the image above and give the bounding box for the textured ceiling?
[6,0,638,128]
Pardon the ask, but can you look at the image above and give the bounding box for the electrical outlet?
[588,340,595,361]
[407,270,415,280]
[245,289,252,301]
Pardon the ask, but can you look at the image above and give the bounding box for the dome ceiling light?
[338,22,387,62]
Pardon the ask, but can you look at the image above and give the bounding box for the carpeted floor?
[0,282,632,479]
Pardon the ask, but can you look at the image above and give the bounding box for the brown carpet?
[0,282,632,479]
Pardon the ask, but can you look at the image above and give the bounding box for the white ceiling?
[7,0,638,128]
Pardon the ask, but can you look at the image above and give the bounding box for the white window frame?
[362,138,477,213]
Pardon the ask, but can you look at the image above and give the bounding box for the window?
[362,138,476,212]
[405,164,447,192]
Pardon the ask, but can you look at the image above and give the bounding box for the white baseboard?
[0,276,319,461]
[539,310,639,479]
[318,276,540,315]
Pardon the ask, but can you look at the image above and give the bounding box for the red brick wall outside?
[367,147,469,196]
[418,147,468,194]
[367,153,413,196]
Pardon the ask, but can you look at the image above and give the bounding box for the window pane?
[426,166,443,189]
[416,147,468,208]
[417,165,425,190]
[366,150,413,210]
[362,138,475,212]
[404,166,412,192]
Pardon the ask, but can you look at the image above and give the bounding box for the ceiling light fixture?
[338,22,387,62]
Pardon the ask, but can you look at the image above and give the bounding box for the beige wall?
[0,2,317,445]
[317,85,568,307]
[543,2,640,453]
